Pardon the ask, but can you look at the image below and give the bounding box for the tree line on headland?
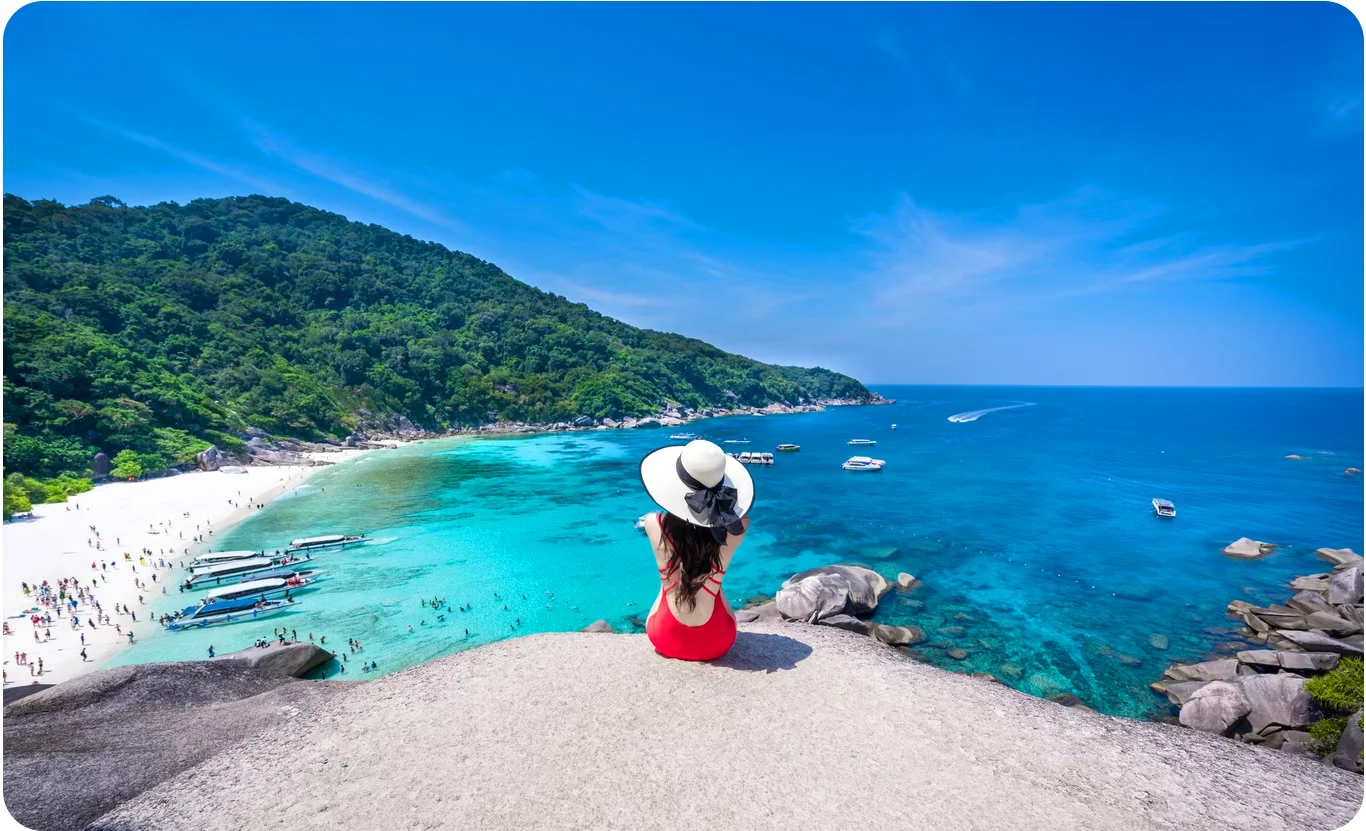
[1,193,870,512]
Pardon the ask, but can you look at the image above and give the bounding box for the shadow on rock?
[711,631,813,673]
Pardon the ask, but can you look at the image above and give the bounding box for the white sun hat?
[639,439,755,528]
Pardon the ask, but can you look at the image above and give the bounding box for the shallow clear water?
[111,386,1363,718]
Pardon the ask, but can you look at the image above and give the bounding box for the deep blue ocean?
[111,386,1364,718]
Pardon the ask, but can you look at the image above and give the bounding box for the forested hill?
[2,194,870,479]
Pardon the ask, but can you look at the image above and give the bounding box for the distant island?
[1,194,871,495]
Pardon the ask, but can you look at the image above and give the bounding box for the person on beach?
[638,439,752,662]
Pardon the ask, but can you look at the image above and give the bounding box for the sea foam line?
[947,402,1036,423]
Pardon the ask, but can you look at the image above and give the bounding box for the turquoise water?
[110,386,1363,718]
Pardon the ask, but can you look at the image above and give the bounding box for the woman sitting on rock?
[639,439,752,661]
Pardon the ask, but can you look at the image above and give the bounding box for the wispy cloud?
[80,116,280,194]
[242,119,462,231]
[571,185,704,234]
[852,190,1313,307]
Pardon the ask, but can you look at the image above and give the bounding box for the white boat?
[287,534,365,552]
[776,444,800,452]
[722,439,750,445]
[1152,498,1176,518]
[199,574,319,605]
[734,452,774,465]
[848,439,877,446]
[224,566,323,586]
[189,550,260,568]
[669,433,700,441]
[842,456,886,472]
[891,424,897,430]
[167,598,299,631]
[183,557,279,589]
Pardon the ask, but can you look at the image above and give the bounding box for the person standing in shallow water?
[638,439,753,662]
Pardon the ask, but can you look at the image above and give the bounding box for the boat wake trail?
[947,402,1036,423]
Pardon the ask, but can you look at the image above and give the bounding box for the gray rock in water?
[1162,659,1239,683]
[570,416,596,428]
[581,620,614,633]
[775,565,891,622]
[1240,611,1271,634]
[1278,651,1341,673]
[91,452,112,479]
[1244,605,1309,631]
[1235,650,1282,669]
[195,445,223,471]
[1328,710,1365,774]
[1328,565,1363,606]
[1285,590,1335,616]
[734,601,782,624]
[818,614,870,635]
[866,623,925,645]
[1238,674,1315,736]
[214,642,334,678]
[1164,680,1211,707]
[1179,681,1251,736]
[1275,629,1364,655]
[1148,633,1169,650]
[1315,548,1363,567]
[1223,538,1275,560]
[896,572,917,590]
[1290,574,1333,592]
[3,662,339,831]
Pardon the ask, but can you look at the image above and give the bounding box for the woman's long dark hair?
[660,513,724,611]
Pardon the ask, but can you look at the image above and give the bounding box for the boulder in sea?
[1161,658,1239,683]
[601,418,620,428]
[1290,573,1333,592]
[1234,650,1282,669]
[1222,538,1276,560]
[570,416,596,428]
[775,565,891,622]
[998,663,1024,680]
[195,445,222,471]
[634,418,661,429]
[1164,680,1211,707]
[1315,548,1363,567]
[1327,565,1363,606]
[1237,673,1315,736]
[1178,681,1251,736]
[215,642,334,678]
[866,623,925,645]
[946,647,969,660]
[1328,710,1365,774]
[895,572,918,590]
[1148,633,1169,651]
[581,620,614,633]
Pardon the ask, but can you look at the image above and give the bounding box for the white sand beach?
[1,445,397,688]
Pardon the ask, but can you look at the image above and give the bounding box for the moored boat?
[1152,498,1176,518]
[776,444,800,451]
[669,433,700,441]
[188,550,260,569]
[183,557,279,589]
[842,456,885,472]
[848,439,877,446]
[198,574,319,606]
[167,597,299,631]
[287,534,365,553]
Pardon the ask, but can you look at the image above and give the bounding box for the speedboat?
[755,452,774,465]
[227,566,323,585]
[843,456,886,472]
[776,444,800,452]
[848,439,877,446]
[722,439,750,445]
[188,550,260,569]
[287,534,365,553]
[1152,498,1176,518]
[198,574,319,606]
[891,424,897,431]
[183,557,279,589]
[167,597,299,631]
[669,433,700,441]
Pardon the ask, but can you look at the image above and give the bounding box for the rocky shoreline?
[1151,547,1363,772]
[189,394,894,471]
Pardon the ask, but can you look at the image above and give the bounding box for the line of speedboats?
[165,533,364,631]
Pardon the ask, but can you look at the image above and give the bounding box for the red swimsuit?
[646,514,737,661]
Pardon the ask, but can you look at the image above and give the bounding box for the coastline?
[1,442,406,688]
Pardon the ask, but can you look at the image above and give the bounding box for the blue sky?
[4,2,1362,386]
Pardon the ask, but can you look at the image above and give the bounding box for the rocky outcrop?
[1328,710,1364,774]
[817,614,870,635]
[1222,538,1275,560]
[1162,659,1239,683]
[195,445,223,471]
[212,641,334,677]
[775,565,890,623]
[1328,564,1363,606]
[734,601,781,624]
[1315,548,1363,567]
[1178,681,1250,736]
[91,452,112,479]
[866,623,925,646]
[3,661,339,831]
[1275,630,1363,655]
[1239,674,1316,737]
[896,572,918,590]
[581,620,614,633]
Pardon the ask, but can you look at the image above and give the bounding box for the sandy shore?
[88,623,1363,831]
[1,445,397,688]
